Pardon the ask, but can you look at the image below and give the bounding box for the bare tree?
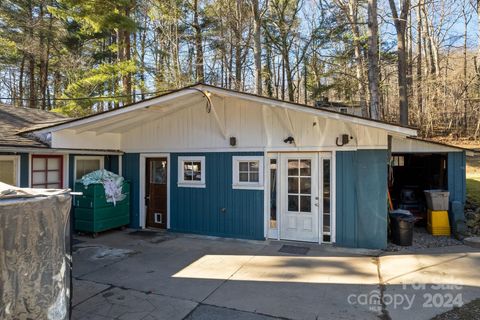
[388,0,411,125]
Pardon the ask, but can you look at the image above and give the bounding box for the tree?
[388,0,411,125]
[367,0,379,119]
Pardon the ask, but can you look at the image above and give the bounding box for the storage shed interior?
[389,153,448,224]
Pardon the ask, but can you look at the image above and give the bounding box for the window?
[392,155,405,167]
[232,156,264,189]
[32,155,63,189]
[75,156,104,181]
[322,158,331,243]
[339,107,348,114]
[178,156,205,187]
[0,156,20,186]
[269,158,277,229]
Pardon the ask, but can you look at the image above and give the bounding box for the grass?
[466,175,480,207]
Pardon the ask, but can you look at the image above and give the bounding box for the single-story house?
[2,84,473,249]
[0,103,122,190]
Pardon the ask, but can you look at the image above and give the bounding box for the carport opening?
[389,153,448,224]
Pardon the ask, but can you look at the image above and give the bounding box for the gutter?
[0,145,123,155]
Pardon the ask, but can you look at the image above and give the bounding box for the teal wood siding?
[122,153,140,228]
[336,150,388,249]
[170,152,264,240]
[447,152,467,230]
[19,153,29,187]
[105,155,119,174]
[448,152,466,204]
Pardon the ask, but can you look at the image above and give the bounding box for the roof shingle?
[0,104,69,148]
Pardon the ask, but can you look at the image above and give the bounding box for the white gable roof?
[28,84,417,137]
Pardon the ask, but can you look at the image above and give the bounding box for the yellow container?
[427,210,450,236]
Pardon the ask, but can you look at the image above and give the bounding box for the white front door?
[280,154,319,242]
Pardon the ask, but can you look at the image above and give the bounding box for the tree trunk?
[347,0,368,117]
[367,0,380,119]
[388,0,410,125]
[28,54,35,109]
[416,0,423,121]
[252,0,262,95]
[193,0,204,82]
[18,55,25,107]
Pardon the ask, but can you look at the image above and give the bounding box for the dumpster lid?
[0,182,70,200]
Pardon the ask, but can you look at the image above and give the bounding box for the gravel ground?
[386,227,462,252]
[432,298,480,320]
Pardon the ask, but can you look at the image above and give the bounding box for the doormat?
[279,245,310,255]
[128,230,160,237]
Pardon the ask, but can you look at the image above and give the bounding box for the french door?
[280,154,319,242]
[271,152,333,243]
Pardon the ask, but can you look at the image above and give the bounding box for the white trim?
[232,156,264,190]
[177,156,206,188]
[123,146,388,154]
[0,146,123,155]
[30,85,416,137]
[73,156,105,181]
[199,85,418,136]
[0,155,21,186]
[331,151,336,243]
[118,156,123,176]
[139,153,171,229]
[32,89,198,134]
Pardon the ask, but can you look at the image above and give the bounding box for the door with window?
[280,154,319,242]
[32,155,63,189]
[145,158,168,228]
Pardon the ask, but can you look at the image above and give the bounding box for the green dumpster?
[73,181,130,235]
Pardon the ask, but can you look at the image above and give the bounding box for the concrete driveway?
[72,230,480,320]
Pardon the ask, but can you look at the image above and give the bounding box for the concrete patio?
[72,230,480,320]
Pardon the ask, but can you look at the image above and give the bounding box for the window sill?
[232,184,264,190]
[177,183,206,188]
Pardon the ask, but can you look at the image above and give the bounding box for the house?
[3,84,471,249]
[314,99,363,117]
[0,103,122,190]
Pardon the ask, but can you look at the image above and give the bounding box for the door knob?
[145,196,150,200]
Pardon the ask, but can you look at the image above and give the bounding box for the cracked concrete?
[72,230,480,320]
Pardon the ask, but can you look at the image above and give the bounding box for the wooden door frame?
[139,153,170,229]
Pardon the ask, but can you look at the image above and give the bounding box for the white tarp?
[80,169,126,205]
[0,182,71,320]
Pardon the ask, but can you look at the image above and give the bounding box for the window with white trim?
[232,156,264,189]
[75,156,104,181]
[0,155,20,186]
[178,156,205,187]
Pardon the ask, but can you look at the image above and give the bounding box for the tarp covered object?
[0,182,72,320]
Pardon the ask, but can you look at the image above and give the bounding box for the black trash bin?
[390,210,416,246]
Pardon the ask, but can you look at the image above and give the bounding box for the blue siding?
[448,152,467,231]
[122,153,140,228]
[105,155,119,174]
[336,150,388,249]
[170,152,264,240]
[19,153,29,187]
[448,152,466,204]
[335,152,357,247]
